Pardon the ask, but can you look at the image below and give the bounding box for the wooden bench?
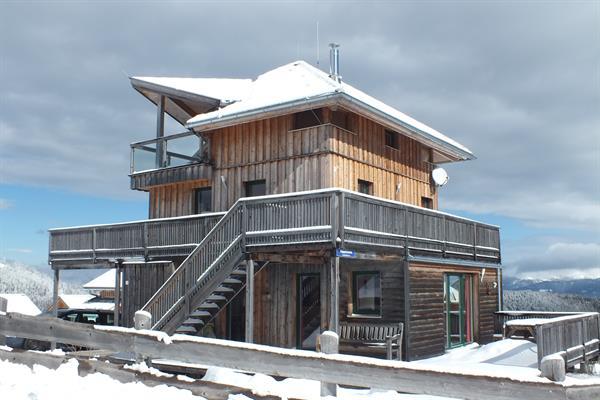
[339,321,404,360]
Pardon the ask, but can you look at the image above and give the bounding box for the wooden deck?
[49,188,500,266]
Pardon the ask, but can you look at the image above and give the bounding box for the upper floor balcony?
[130,131,211,190]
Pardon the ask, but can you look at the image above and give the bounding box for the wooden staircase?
[141,203,247,335]
[175,261,268,335]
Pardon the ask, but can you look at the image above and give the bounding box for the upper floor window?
[421,147,433,164]
[244,179,266,197]
[352,271,382,316]
[293,109,323,130]
[421,196,433,209]
[358,179,373,195]
[331,109,357,133]
[385,129,400,150]
[194,187,212,214]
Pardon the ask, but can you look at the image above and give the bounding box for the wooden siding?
[147,109,438,217]
[121,262,175,327]
[149,180,210,218]
[213,263,328,348]
[406,262,500,360]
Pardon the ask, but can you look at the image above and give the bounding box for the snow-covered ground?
[1,339,599,399]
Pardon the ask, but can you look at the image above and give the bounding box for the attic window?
[331,109,357,133]
[385,129,400,150]
[293,109,323,130]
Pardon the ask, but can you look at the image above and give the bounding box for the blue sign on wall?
[336,249,356,258]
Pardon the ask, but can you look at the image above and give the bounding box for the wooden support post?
[51,267,60,350]
[0,297,6,346]
[155,95,165,168]
[319,331,339,397]
[329,256,339,333]
[245,259,254,343]
[114,265,121,327]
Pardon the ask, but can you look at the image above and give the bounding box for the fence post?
[134,310,153,365]
[540,353,566,382]
[318,331,339,397]
[0,297,6,346]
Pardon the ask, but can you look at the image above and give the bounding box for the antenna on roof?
[316,21,320,67]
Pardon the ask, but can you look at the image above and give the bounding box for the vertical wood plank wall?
[148,180,210,219]
[406,263,499,360]
[121,263,174,327]
[213,262,327,348]
[147,109,437,217]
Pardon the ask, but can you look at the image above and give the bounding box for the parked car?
[23,308,114,351]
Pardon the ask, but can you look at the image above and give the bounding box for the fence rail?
[1,312,597,400]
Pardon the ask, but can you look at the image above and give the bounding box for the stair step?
[199,302,219,310]
[190,310,212,318]
[214,286,235,294]
[230,270,246,276]
[223,278,243,285]
[206,294,227,302]
[175,326,197,334]
[183,318,205,326]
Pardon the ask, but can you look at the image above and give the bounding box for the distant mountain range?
[504,277,600,298]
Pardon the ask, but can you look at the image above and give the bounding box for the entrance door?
[444,273,474,348]
[296,273,321,350]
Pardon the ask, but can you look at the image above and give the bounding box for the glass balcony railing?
[130,131,206,174]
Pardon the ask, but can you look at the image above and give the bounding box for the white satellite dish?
[432,167,449,186]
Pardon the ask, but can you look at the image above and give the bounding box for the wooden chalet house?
[49,49,502,361]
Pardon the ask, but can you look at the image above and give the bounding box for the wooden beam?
[245,259,254,343]
[114,265,121,327]
[156,95,165,168]
[250,252,327,265]
[329,256,339,333]
[51,267,60,350]
[0,313,593,400]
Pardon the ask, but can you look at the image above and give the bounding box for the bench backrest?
[340,322,403,341]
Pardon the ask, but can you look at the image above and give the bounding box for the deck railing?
[49,213,225,262]
[49,189,500,265]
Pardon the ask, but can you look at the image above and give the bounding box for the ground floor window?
[444,273,474,348]
[352,271,381,315]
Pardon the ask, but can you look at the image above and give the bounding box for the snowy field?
[1,339,599,400]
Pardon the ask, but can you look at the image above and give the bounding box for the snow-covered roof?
[83,270,115,290]
[0,293,41,316]
[58,294,95,309]
[176,61,473,161]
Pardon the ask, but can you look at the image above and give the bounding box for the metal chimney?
[329,43,341,82]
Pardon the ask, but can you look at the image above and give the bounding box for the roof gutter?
[185,92,341,131]
[337,93,475,161]
[186,92,474,162]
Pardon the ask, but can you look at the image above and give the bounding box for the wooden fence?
[536,313,600,368]
[1,312,598,400]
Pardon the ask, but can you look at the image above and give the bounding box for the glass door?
[444,273,474,348]
[296,273,321,350]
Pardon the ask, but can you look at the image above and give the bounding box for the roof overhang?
[130,77,222,125]
[186,92,474,162]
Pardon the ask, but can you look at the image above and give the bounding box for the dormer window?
[385,129,400,150]
[293,109,323,130]
[331,109,357,133]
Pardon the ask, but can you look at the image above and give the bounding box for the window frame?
[385,129,400,150]
[357,179,373,195]
[193,186,212,214]
[244,179,267,197]
[292,108,323,130]
[421,196,433,209]
[351,271,382,316]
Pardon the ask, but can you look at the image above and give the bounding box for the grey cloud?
[1,2,598,273]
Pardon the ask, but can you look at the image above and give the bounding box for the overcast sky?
[1,1,598,279]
